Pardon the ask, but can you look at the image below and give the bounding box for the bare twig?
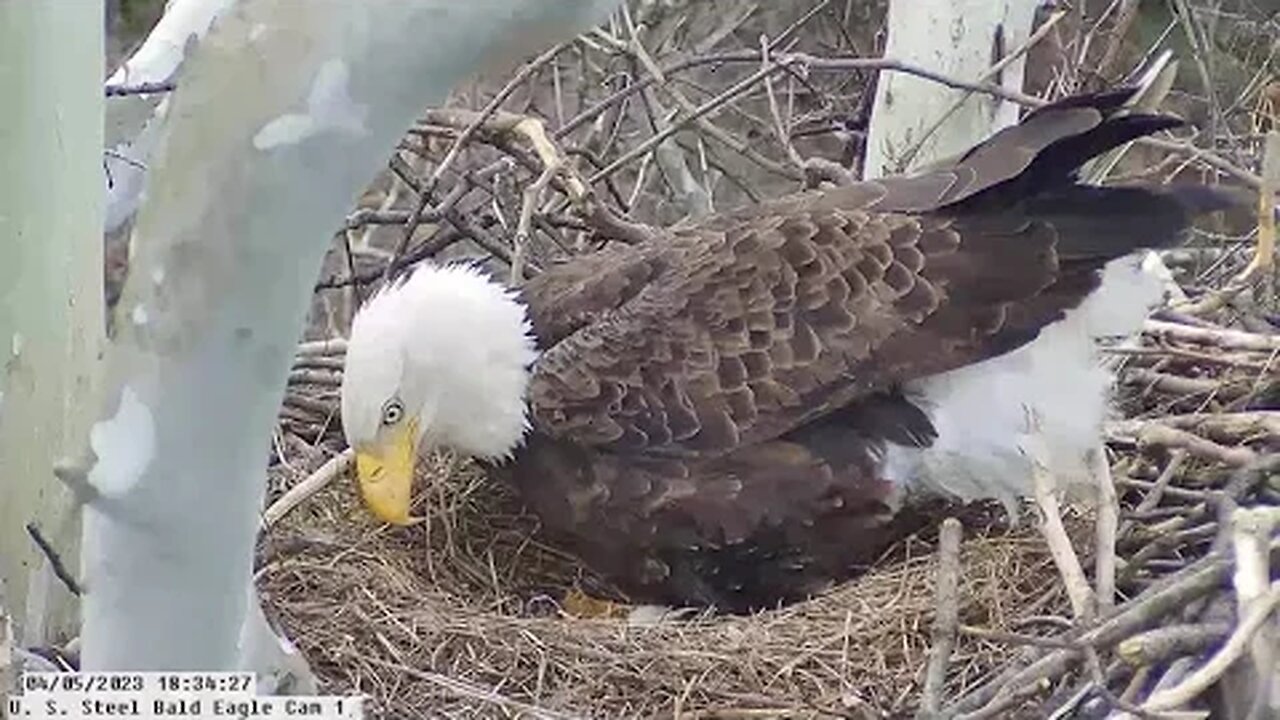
[549,46,1261,193]
[957,625,1078,651]
[1143,320,1280,353]
[359,653,584,720]
[759,34,806,170]
[1135,450,1188,516]
[295,338,347,357]
[1021,413,1095,622]
[1121,368,1252,404]
[281,392,338,419]
[917,518,963,719]
[1092,0,1143,84]
[1136,424,1258,468]
[949,546,1251,716]
[1226,506,1280,717]
[419,108,655,245]
[615,7,743,210]
[292,356,344,372]
[1107,412,1280,447]
[898,9,1068,172]
[1247,124,1279,279]
[585,53,1045,185]
[380,42,572,284]
[262,449,355,529]
[430,43,570,197]
[24,523,82,597]
[1173,129,1277,316]
[1137,136,1263,190]
[1117,623,1232,667]
[1169,0,1223,140]
[1092,447,1119,615]
[1106,344,1273,372]
[1141,582,1280,712]
[512,165,557,285]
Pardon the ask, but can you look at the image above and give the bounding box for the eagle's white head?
[340,262,539,524]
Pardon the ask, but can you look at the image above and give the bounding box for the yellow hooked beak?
[354,419,420,526]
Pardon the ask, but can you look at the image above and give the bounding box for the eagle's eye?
[381,399,405,426]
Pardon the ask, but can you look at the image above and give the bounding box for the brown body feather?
[489,89,1233,611]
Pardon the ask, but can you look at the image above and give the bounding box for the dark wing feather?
[517,241,663,350]
[500,415,930,610]
[520,88,1235,457]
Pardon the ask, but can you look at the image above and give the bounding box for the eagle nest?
[258,193,1280,719]
[260,455,1064,717]
[259,346,1278,719]
[263,302,1280,719]
[253,4,1278,716]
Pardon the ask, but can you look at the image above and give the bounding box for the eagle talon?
[561,588,628,619]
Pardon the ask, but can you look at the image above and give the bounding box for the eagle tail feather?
[1017,114,1182,190]
[942,87,1246,213]
[1026,183,1241,263]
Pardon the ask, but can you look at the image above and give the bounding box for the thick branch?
[79,0,623,671]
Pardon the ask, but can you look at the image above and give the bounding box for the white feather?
[882,253,1166,513]
[342,262,539,460]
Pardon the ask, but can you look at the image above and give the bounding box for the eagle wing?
[519,89,1226,458]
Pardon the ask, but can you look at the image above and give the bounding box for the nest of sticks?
[260,323,1279,718]
[254,2,1279,717]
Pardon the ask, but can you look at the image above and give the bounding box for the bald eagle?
[340,88,1233,612]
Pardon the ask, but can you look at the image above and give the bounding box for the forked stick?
[918,517,963,718]
[419,108,655,245]
[1020,410,1096,621]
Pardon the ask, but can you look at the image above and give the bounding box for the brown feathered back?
[500,88,1235,610]
[520,88,1229,457]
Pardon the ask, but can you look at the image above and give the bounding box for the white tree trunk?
[77,0,622,671]
[0,0,105,650]
[863,0,1039,178]
[105,0,237,236]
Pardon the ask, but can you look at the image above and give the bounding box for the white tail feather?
[881,254,1166,514]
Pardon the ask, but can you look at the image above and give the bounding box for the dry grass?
[259,342,1278,718]
[259,451,1074,719]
